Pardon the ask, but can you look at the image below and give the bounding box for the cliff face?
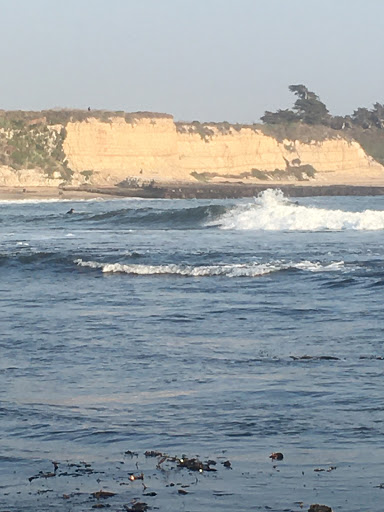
[62,117,384,186]
[1,113,383,188]
[63,117,182,183]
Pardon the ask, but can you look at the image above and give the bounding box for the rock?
[91,490,116,499]
[177,457,204,471]
[269,452,284,461]
[124,450,139,456]
[144,450,163,457]
[308,505,333,512]
[124,502,149,512]
[129,472,144,481]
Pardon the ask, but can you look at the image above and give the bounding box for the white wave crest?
[208,189,384,231]
[74,258,345,277]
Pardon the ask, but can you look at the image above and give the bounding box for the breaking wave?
[75,258,345,277]
[207,189,384,231]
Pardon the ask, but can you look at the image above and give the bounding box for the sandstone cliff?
[63,116,384,186]
[1,112,383,188]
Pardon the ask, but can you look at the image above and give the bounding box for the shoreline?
[2,182,384,201]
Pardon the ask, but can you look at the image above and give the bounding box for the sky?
[0,0,383,123]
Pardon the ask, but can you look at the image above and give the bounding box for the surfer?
[66,208,75,214]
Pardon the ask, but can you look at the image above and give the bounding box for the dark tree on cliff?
[330,115,349,130]
[293,96,330,125]
[351,107,373,129]
[288,84,318,101]
[372,102,384,129]
[261,84,329,126]
[350,104,384,130]
[260,109,298,124]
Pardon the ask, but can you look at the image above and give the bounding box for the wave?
[75,258,345,278]
[207,189,384,231]
[0,250,144,268]
[86,204,226,229]
[0,251,73,267]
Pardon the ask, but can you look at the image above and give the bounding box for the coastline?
[3,181,384,201]
[2,182,384,201]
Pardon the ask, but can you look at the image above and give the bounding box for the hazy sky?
[1,0,383,122]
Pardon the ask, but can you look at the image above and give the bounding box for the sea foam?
[208,189,384,231]
[75,258,345,277]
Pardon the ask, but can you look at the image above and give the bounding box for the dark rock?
[144,450,163,457]
[308,505,333,512]
[129,473,144,481]
[269,452,284,461]
[177,457,204,471]
[91,490,116,499]
[178,489,188,495]
[124,502,149,512]
[124,450,139,456]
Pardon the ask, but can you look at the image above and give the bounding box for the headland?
[1,102,384,200]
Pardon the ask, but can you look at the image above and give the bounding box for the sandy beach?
[0,186,120,201]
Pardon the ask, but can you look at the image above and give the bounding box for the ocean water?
[1,189,384,512]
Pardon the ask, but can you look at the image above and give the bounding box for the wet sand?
[0,187,120,201]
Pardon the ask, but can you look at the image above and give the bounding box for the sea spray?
[208,189,384,231]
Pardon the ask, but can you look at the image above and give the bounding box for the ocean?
[1,189,384,512]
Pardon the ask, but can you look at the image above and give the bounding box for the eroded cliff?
[1,111,383,188]
[63,116,384,186]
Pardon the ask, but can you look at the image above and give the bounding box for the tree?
[372,103,384,129]
[289,84,318,101]
[351,107,373,129]
[293,96,329,125]
[261,84,329,126]
[330,116,347,130]
[260,109,298,124]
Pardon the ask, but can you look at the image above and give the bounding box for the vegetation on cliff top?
[260,84,384,164]
[0,114,71,180]
[0,110,173,180]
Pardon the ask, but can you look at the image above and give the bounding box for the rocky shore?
[2,182,384,201]
[65,183,384,200]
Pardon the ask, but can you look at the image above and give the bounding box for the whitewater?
[208,189,384,231]
[2,190,384,512]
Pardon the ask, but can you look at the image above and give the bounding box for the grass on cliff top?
[175,120,346,143]
[0,109,173,128]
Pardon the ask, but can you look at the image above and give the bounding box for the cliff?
[0,111,383,188]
